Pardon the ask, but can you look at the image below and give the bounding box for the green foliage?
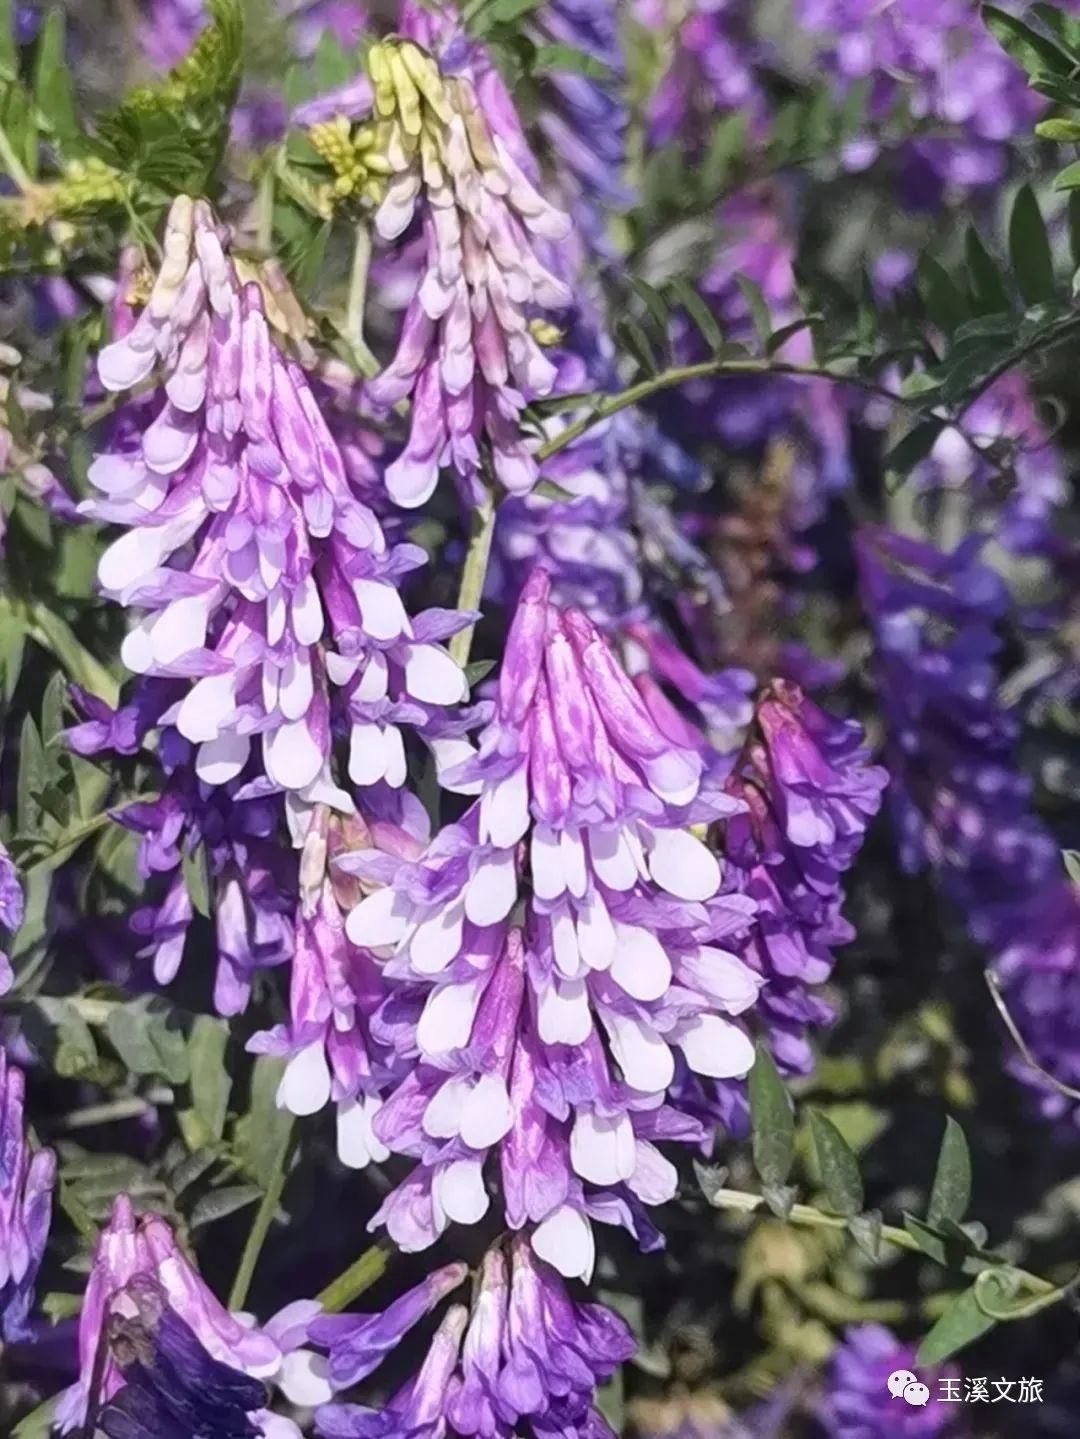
[91,0,244,197]
[927,1118,973,1230]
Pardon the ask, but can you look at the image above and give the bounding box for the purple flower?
[98,1277,270,1439]
[818,1325,960,1438]
[55,1195,318,1434]
[719,680,887,1079]
[342,568,762,1272]
[532,0,632,250]
[356,29,574,506]
[856,526,1080,1119]
[86,197,469,799]
[314,1237,633,1439]
[247,796,430,1160]
[0,1053,55,1342]
[797,0,1045,204]
[0,840,24,995]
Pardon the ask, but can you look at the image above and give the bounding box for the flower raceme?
[86,195,470,800]
[353,28,574,507]
[340,567,765,1274]
[312,1236,634,1439]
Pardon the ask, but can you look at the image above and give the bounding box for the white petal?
[600,1010,674,1093]
[588,826,639,892]
[422,1074,471,1139]
[121,620,156,674]
[355,652,388,702]
[575,888,616,970]
[277,1040,331,1116]
[195,732,251,786]
[410,900,465,975]
[417,976,483,1055]
[530,825,565,901]
[481,765,530,847]
[675,1014,755,1079]
[177,672,237,743]
[560,828,587,899]
[345,887,408,949]
[291,577,325,645]
[570,1110,636,1186]
[460,1073,513,1149]
[431,737,482,796]
[464,848,518,925]
[279,1350,334,1408]
[610,923,672,1002]
[646,828,721,901]
[680,947,762,1015]
[337,1094,389,1168]
[151,596,211,667]
[383,725,407,788]
[643,750,700,806]
[348,722,387,786]
[266,719,324,791]
[531,1205,595,1282]
[628,1140,679,1205]
[434,1159,489,1225]
[537,977,591,1045]
[551,907,581,979]
[354,579,412,641]
[279,651,315,722]
[404,644,467,705]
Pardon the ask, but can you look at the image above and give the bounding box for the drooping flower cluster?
[340,567,766,1273]
[356,25,573,506]
[856,526,1080,1118]
[717,679,888,1082]
[645,0,767,147]
[797,0,1045,204]
[313,1237,634,1439]
[86,194,470,800]
[55,1195,320,1436]
[0,1054,55,1343]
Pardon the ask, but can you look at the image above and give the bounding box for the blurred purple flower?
[0,1053,55,1343]
[818,1325,960,1437]
[0,841,24,995]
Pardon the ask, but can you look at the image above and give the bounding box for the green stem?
[315,1243,392,1314]
[256,163,276,254]
[449,485,497,669]
[347,222,372,349]
[228,1118,295,1311]
[701,1185,1058,1298]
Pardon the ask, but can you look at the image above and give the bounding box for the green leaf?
[965,229,1011,314]
[17,714,46,836]
[311,28,354,92]
[532,43,612,80]
[916,1284,1001,1365]
[734,274,772,345]
[1036,117,1080,141]
[848,1210,884,1263]
[808,1109,863,1217]
[1068,193,1080,268]
[629,277,671,338]
[187,1016,231,1144]
[917,256,969,333]
[1054,158,1080,191]
[614,315,659,375]
[12,1397,57,1439]
[235,1055,294,1189]
[883,419,945,478]
[190,1183,261,1228]
[982,5,1073,77]
[1009,185,1055,304]
[182,843,212,919]
[927,1117,972,1229]
[667,278,725,354]
[32,10,78,150]
[1064,849,1080,885]
[105,998,190,1084]
[748,1042,794,1190]
[699,112,746,199]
